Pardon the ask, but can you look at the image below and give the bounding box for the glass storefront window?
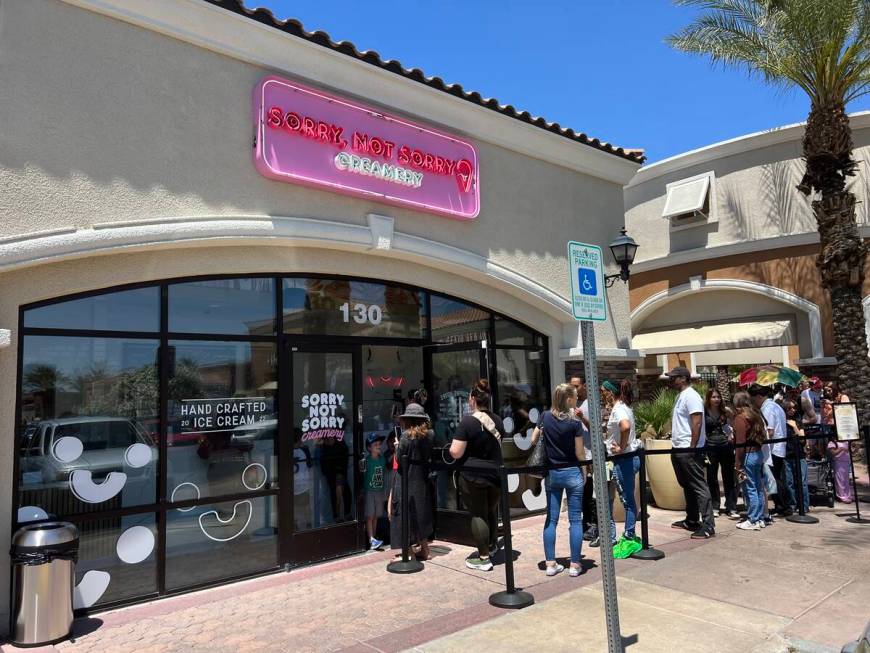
[291,350,355,530]
[16,275,551,604]
[283,278,425,338]
[165,495,278,590]
[430,295,489,345]
[168,278,275,336]
[24,287,159,332]
[74,513,158,607]
[167,341,277,501]
[494,317,539,347]
[18,336,159,515]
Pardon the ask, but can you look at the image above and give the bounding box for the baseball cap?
[747,384,770,397]
[365,432,386,445]
[666,366,692,379]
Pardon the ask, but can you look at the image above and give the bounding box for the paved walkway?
[3,478,868,653]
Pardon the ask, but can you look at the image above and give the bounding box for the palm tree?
[669,0,870,421]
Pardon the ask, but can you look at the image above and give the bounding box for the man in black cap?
[666,366,715,538]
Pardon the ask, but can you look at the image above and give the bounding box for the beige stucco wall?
[624,115,870,264]
[0,0,635,350]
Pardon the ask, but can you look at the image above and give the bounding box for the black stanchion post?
[631,448,665,561]
[859,425,870,504]
[386,453,425,574]
[786,432,818,525]
[489,464,534,609]
[845,446,870,525]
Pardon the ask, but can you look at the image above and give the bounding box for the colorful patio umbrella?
[736,365,805,388]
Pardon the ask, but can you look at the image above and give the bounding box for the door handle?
[357,404,363,425]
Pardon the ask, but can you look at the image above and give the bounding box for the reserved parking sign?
[568,241,606,321]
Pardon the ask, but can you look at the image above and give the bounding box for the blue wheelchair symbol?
[578,268,597,296]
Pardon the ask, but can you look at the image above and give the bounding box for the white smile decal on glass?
[74,570,111,609]
[198,500,253,542]
[69,470,127,504]
[124,443,152,468]
[513,428,534,451]
[521,487,547,510]
[507,474,520,493]
[502,417,514,434]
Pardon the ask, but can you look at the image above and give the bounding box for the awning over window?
[662,173,711,218]
[632,319,795,355]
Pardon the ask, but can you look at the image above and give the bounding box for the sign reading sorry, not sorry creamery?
[300,392,347,441]
[253,76,479,219]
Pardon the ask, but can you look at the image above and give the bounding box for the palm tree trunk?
[800,102,870,422]
[715,365,731,404]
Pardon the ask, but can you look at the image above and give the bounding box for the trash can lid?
[11,521,78,549]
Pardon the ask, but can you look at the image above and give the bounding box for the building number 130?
[339,302,383,325]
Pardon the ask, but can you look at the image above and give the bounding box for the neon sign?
[253,76,480,219]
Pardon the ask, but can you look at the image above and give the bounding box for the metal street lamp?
[604,227,638,287]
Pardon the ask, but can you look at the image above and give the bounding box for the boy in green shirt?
[364,433,387,549]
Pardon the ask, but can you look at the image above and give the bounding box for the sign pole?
[568,240,622,652]
[582,321,623,652]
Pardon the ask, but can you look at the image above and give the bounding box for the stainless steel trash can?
[10,521,78,646]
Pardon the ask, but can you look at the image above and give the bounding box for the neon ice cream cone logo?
[455,159,474,193]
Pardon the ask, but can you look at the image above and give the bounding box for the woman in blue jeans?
[531,383,586,577]
[605,379,641,558]
[732,392,767,529]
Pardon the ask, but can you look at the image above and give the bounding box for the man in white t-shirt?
[751,384,793,516]
[667,366,715,538]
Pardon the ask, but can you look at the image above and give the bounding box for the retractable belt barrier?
[388,427,867,608]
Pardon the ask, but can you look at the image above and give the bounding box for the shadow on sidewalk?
[534,557,598,574]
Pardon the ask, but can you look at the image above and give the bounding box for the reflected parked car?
[19,416,157,484]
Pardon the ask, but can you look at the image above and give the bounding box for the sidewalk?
[3,483,867,653]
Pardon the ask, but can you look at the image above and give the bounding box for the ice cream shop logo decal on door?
[253,76,480,219]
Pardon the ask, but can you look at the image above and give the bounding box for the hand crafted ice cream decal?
[254,76,480,219]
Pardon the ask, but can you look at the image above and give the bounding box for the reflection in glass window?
[165,496,277,590]
[167,341,277,500]
[494,317,538,347]
[18,336,159,516]
[496,348,547,433]
[283,278,425,338]
[75,513,158,607]
[24,287,159,332]
[168,278,275,336]
[496,348,547,516]
[430,295,490,345]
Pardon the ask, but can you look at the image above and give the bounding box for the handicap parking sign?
[578,268,597,296]
[567,241,606,321]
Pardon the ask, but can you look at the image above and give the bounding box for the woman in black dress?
[388,402,434,559]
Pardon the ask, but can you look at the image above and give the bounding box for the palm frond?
[669,0,870,107]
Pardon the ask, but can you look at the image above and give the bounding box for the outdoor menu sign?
[833,402,860,441]
[253,76,480,219]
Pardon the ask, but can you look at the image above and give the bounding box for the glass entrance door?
[287,346,363,565]
[426,344,488,542]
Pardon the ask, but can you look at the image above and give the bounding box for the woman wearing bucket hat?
[388,402,435,560]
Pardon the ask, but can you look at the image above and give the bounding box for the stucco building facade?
[0,0,642,629]
[625,113,870,392]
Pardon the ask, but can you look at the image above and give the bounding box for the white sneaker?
[568,566,582,577]
[545,563,565,577]
[755,520,767,529]
[736,520,760,531]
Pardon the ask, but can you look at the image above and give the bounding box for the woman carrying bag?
[448,379,506,572]
[530,383,586,577]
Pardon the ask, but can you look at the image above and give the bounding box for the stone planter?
[644,439,685,511]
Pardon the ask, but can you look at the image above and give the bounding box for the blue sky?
[257,0,868,163]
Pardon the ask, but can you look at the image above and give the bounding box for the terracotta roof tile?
[204,0,645,164]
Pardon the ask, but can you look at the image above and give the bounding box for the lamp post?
[604,227,639,287]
